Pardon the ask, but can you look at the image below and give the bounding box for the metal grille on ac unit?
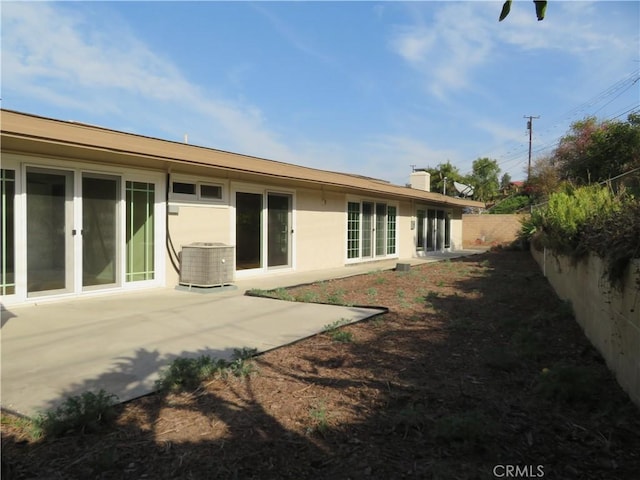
[179,243,235,288]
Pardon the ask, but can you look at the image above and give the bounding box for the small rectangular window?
[172,182,196,195]
[200,184,222,200]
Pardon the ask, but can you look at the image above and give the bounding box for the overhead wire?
[463,70,640,179]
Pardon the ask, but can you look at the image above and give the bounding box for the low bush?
[156,348,258,392]
[33,390,118,438]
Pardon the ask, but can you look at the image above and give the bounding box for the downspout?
[166,170,180,274]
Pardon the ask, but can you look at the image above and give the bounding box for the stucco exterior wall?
[462,214,525,247]
[397,201,415,258]
[450,210,463,251]
[294,189,346,271]
[166,205,231,285]
[530,247,640,407]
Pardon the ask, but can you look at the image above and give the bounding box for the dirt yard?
[2,249,639,479]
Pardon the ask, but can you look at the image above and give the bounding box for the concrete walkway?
[1,250,486,416]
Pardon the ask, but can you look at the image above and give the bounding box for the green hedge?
[521,186,639,287]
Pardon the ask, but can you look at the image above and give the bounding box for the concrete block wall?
[531,247,640,407]
[462,214,526,247]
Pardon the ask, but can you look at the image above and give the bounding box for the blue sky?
[2,1,639,185]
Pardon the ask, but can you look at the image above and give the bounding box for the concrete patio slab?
[1,290,384,416]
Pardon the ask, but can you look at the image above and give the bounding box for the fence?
[462,214,526,247]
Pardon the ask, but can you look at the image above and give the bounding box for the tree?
[499,0,547,22]
[526,155,562,202]
[424,161,465,196]
[500,173,512,191]
[468,157,501,202]
[553,114,640,188]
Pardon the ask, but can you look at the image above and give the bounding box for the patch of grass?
[323,319,354,343]
[1,413,41,441]
[374,275,387,285]
[32,390,118,438]
[273,287,295,301]
[326,288,346,305]
[396,288,405,299]
[156,348,258,392]
[308,401,330,434]
[425,291,439,302]
[296,291,321,303]
[366,287,378,300]
[369,316,385,327]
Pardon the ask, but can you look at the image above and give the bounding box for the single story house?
[0,109,483,306]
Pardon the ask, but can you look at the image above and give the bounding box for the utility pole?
[524,115,540,181]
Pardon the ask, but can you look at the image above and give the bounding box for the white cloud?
[389,2,496,99]
[1,2,296,162]
[389,1,638,100]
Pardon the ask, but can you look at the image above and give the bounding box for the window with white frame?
[170,177,224,203]
[346,200,397,260]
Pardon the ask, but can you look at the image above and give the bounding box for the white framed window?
[170,176,225,204]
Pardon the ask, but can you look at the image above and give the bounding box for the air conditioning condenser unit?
[179,242,235,288]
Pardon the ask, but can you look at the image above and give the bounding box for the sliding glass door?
[26,169,74,295]
[83,175,119,289]
[235,190,293,271]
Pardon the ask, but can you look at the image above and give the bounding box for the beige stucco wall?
[165,204,232,285]
[531,247,640,407]
[294,188,346,271]
[450,210,463,250]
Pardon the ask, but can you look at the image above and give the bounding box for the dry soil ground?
[2,249,639,479]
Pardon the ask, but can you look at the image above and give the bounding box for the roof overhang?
[1,109,485,209]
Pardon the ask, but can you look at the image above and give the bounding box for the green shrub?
[156,348,258,392]
[33,390,118,438]
[527,186,620,254]
[490,194,531,214]
[522,186,638,285]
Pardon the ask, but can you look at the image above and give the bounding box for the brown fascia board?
[0,109,484,209]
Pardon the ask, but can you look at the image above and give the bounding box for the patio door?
[82,174,119,289]
[235,190,293,271]
[26,168,74,296]
[236,192,262,270]
[267,193,292,268]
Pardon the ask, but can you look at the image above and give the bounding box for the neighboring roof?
[0,109,483,208]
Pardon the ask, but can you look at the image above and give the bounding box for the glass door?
[236,192,262,270]
[26,168,74,296]
[361,202,373,258]
[82,175,119,289]
[375,203,387,256]
[267,193,292,268]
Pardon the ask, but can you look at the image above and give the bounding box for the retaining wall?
[530,247,640,407]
